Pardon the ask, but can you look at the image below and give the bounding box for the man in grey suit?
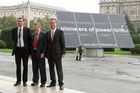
[45,18,65,90]
[31,23,46,87]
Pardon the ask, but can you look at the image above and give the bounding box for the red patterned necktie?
[34,32,38,49]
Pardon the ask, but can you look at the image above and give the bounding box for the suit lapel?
[38,32,41,44]
[15,27,18,41]
[49,30,53,42]
[48,31,51,42]
[23,27,25,40]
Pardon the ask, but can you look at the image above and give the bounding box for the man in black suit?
[31,23,46,87]
[12,17,31,86]
[45,18,65,90]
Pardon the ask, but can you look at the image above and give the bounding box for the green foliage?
[120,48,130,51]
[131,34,140,44]
[66,48,75,51]
[0,40,6,48]
[104,48,131,55]
[30,16,49,32]
[0,49,12,53]
[136,28,140,34]
[0,29,13,48]
[104,48,114,52]
[130,44,140,54]
[124,14,135,34]
[0,16,16,49]
[0,16,16,30]
[66,48,76,54]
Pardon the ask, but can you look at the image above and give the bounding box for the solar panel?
[56,11,134,48]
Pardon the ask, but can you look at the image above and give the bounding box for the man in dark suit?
[31,23,46,87]
[12,17,31,86]
[45,18,65,90]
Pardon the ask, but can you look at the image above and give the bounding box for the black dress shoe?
[23,83,27,86]
[59,85,64,90]
[47,84,56,87]
[14,82,21,86]
[40,84,45,87]
[31,83,38,86]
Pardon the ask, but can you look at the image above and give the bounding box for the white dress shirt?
[17,27,24,47]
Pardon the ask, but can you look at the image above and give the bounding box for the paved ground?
[0,75,85,93]
[0,52,140,93]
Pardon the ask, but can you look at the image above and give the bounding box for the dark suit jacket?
[12,27,32,56]
[31,31,46,58]
[45,29,65,60]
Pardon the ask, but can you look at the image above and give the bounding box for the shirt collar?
[18,27,23,30]
[35,31,40,35]
[51,28,56,32]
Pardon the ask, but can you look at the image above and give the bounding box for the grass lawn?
[0,49,12,53]
[0,49,76,54]
[104,48,131,55]
[67,48,133,55]
[0,48,138,56]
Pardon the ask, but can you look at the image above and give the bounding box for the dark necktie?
[34,32,38,49]
[19,28,21,47]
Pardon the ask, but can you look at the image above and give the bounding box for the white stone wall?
[0,3,57,19]
[100,0,140,21]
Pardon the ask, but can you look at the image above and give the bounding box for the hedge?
[0,40,6,48]
[104,48,114,52]
[0,28,13,48]
[131,34,140,44]
[130,44,140,54]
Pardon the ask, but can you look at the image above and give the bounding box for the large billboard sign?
[56,12,134,48]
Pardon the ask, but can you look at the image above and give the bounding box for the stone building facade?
[100,0,140,29]
[0,1,65,27]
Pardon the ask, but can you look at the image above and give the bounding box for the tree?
[30,16,50,32]
[124,14,135,34]
[0,28,13,48]
[0,16,50,48]
[0,16,16,30]
[0,16,16,48]
[136,28,140,35]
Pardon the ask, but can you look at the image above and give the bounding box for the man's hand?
[40,53,44,58]
[61,54,65,58]
[29,54,31,59]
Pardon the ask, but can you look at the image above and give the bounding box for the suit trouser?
[48,58,64,86]
[15,47,28,83]
[32,50,46,84]
[79,54,82,61]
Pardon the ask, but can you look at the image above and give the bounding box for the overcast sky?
[0,0,100,13]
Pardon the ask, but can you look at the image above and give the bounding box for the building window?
[100,0,104,2]
[104,0,112,2]
[106,12,109,14]
[39,12,41,15]
[131,11,137,20]
[106,6,110,14]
